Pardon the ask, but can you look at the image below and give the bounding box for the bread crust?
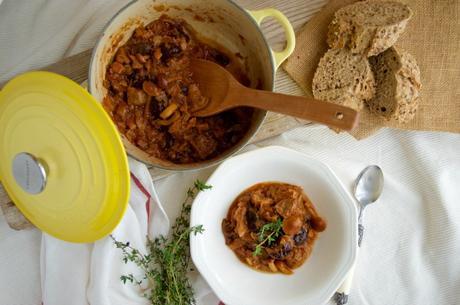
[327,0,413,57]
[367,47,421,122]
[312,48,375,111]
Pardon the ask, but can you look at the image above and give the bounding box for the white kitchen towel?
[39,146,364,305]
[40,158,170,305]
[2,1,460,305]
[16,127,460,305]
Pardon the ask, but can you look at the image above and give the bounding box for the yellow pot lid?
[0,71,130,243]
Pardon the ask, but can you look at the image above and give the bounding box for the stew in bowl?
[222,182,326,275]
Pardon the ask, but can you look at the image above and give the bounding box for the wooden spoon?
[190,59,359,131]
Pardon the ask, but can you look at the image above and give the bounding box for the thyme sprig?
[112,180,211,305]
[253,218,283,256]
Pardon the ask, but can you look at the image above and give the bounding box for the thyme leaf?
[253,218,283,256]
[113,179,212,305]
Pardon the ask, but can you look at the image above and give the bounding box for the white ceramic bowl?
[190,146,358,305]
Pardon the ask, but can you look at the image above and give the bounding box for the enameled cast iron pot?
[89,0,295,170]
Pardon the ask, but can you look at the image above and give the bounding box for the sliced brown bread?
[367,47,421,122]
[327,0,413,57]
[312,48,375,111]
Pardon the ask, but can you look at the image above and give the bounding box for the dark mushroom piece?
[268,237,293,260]
[293,227,308,245]
[245,209,258,232]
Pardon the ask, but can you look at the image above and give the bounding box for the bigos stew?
[222,182,326,274]
[103,15,253,164]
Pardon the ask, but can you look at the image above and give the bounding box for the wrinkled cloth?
[37,157,220,305]
[40,158,170,305]
[1,1,460,305]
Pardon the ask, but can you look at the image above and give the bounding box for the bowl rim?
[87,0,278,171]
[190,145,358,305]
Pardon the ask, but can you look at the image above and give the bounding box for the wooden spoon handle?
[238,89,359,131]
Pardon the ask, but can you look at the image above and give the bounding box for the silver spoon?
[334,165,384,305]
[354,165,384,246]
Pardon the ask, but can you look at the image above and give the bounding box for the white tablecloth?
[1,1,460,305]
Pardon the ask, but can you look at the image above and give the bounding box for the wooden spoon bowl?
[190,59,359,131]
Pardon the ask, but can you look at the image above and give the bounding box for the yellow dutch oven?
[0,72,130,243]
[0,0,295,243]
[89,0,296,170]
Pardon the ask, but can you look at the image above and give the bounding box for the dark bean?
[180,84,189,95]
[132,80,144,88]
[161,44,181,62]
[128,70,148,88]
[268,243,292,260]
[150,98,166,117]
[161,45,170,61]
[293,228,308,245]
[245,209,258,232]
[128,72,136,81]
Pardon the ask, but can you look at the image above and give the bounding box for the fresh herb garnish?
[112,179,211,305]
[253,218,283,256]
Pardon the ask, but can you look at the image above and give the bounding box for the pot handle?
[247,8,295,70]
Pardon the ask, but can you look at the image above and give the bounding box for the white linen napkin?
[40,158,171,305]
[28,128,460,305]
[40,157,223,305]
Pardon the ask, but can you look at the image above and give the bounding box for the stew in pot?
[103,15,253,164]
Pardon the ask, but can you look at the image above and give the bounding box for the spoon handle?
[334,262,356,305]
[358,223,365,247]
[239,88,359,131]
[358,207,365,246]
[334,221,364,304]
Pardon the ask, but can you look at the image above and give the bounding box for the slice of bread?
[312,48,375,111]
[367,47,421,122]
[327,0,413,57]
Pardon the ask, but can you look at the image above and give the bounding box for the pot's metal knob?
[12,152,47,194]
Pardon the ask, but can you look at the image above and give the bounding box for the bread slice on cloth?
[327,0,413,57]
[312,48,375,111]
[367,46,421,122]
